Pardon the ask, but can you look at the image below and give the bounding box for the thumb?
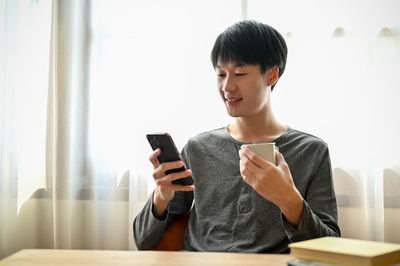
[275,149,285,166]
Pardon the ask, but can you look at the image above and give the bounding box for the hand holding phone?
[146,133,194,186]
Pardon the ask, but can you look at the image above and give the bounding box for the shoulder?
[280,128,332,183]
[182,127,231,155]
[284,127,328,148]
[186,127,227,146]
[279,127,329,160]
[181,127,228,166]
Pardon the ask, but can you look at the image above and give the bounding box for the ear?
[266,67,279,87]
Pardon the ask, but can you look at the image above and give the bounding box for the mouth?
[225,97,243,106]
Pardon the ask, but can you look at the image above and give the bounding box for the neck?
[229,96,287,143]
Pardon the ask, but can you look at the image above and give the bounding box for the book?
[288,237,400,266]
[287,259,344,266]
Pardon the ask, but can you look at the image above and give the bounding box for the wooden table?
[0,249,292,265]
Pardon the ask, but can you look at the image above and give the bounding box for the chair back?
[153,211,191,251]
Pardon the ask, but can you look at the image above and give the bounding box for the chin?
[228,113,241,118]
[226,109,241,118]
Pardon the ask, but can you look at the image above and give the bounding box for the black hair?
[211,20,288,91]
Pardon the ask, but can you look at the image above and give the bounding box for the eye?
[217,73,226,77]
[235,73,247,77]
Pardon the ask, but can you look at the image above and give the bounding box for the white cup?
[242,142,276,165]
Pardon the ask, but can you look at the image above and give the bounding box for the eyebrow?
[216,63,246,68]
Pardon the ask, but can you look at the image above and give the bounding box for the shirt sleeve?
[281,148,341,242]
[133,190,193,250]
[133,191,168,250]
[133,143,194,250]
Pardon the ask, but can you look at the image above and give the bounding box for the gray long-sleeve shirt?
[133,126,340,253]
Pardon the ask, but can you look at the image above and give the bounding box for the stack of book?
[288,237,400,266]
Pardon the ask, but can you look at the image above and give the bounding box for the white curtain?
[88,0,243,250]
[247,0,400,242]
[1,0,52,258]
[0,0,130,258]
[1,0,399,260]
[0,0,242,259]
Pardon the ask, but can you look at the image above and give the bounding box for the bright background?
[1,0,399,259]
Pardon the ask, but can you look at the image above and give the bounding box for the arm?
[239,146,340,241]
[281,149,340,241]
[133,148,194,250]
[133,190,193,250]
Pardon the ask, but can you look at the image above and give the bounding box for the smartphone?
[146,133,193,186]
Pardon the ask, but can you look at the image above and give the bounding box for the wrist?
[153,190,170,219]
[280,188,304,227]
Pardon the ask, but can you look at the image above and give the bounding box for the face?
[215,61,273,118]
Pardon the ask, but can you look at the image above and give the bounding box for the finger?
[275,150,285,166]
[241,146,262,167]
[156,184,195,200]
[275,151,290,173]
[240,166,257,187]
[157,183,195,195]
[238,149,248,162]
[167,169,192,183]
[149,148,161,169]
[153,160,185,180]
[155,169,191,184]
[240,155,259,178]
[158,160,185,175]
[170,184,195,192]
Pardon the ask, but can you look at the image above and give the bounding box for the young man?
[134,20,340,253]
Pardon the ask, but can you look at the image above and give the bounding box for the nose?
[222,75,236,92]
